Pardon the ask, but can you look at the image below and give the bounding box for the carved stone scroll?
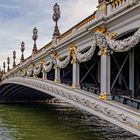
[77,39,96,63]
[43,61,53,73]
[56,53,71,69]
[34,64,42,76]
[27,68,33,76]
[107,28,140,52]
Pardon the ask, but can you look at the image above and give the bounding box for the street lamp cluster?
[0,3,61,79]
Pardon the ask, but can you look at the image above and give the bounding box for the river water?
[0,102,139,140]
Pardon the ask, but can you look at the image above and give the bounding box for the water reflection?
[0,103,139,140]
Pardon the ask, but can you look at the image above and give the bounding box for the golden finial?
[95,27,107,33]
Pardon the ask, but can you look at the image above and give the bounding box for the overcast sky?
[0,0,98,69]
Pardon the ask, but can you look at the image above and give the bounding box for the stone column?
[72,61,80,89]
[43,72,47,80]
[54,67,60,83]
[129,49,134,98]
[42,62,47,80]
[100,48,111,99]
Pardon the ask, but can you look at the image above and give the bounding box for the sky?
[0,0,98,69]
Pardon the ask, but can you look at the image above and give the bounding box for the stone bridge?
[0,0,140,136]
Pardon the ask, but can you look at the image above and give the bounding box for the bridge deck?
[53,80,140,117]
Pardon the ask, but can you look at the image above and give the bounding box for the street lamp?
[32,27,38,55]
[7,57,10,72]
[20,41,25,63]
[13,50,16,68]
[52,3,61,37]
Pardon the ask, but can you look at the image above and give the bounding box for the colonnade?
[4,27,140,100]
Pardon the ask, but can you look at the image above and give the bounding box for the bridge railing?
[107,0,138,14]
[58,13,96,43]
[2,0,139,83]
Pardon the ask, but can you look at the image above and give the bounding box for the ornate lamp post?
[3,62,6,74]
[7,57,10,72]
[32,27,38,55]
[13,50,16,68]
[20,41,25,63]
[52,3,61,37]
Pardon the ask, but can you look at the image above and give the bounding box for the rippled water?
[0,102,139,140]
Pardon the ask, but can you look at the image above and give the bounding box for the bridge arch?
[0,77,140,136]
[0,82,53,102]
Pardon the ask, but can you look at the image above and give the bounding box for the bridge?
[0,0,140,136]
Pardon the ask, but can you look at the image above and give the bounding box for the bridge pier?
[43,71,47,80]
[101,53,111,99]
[72,61,80,89]
[55,67,60,83]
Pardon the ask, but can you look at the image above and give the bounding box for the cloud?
[0,3,20,9]
[0,0,98,69]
